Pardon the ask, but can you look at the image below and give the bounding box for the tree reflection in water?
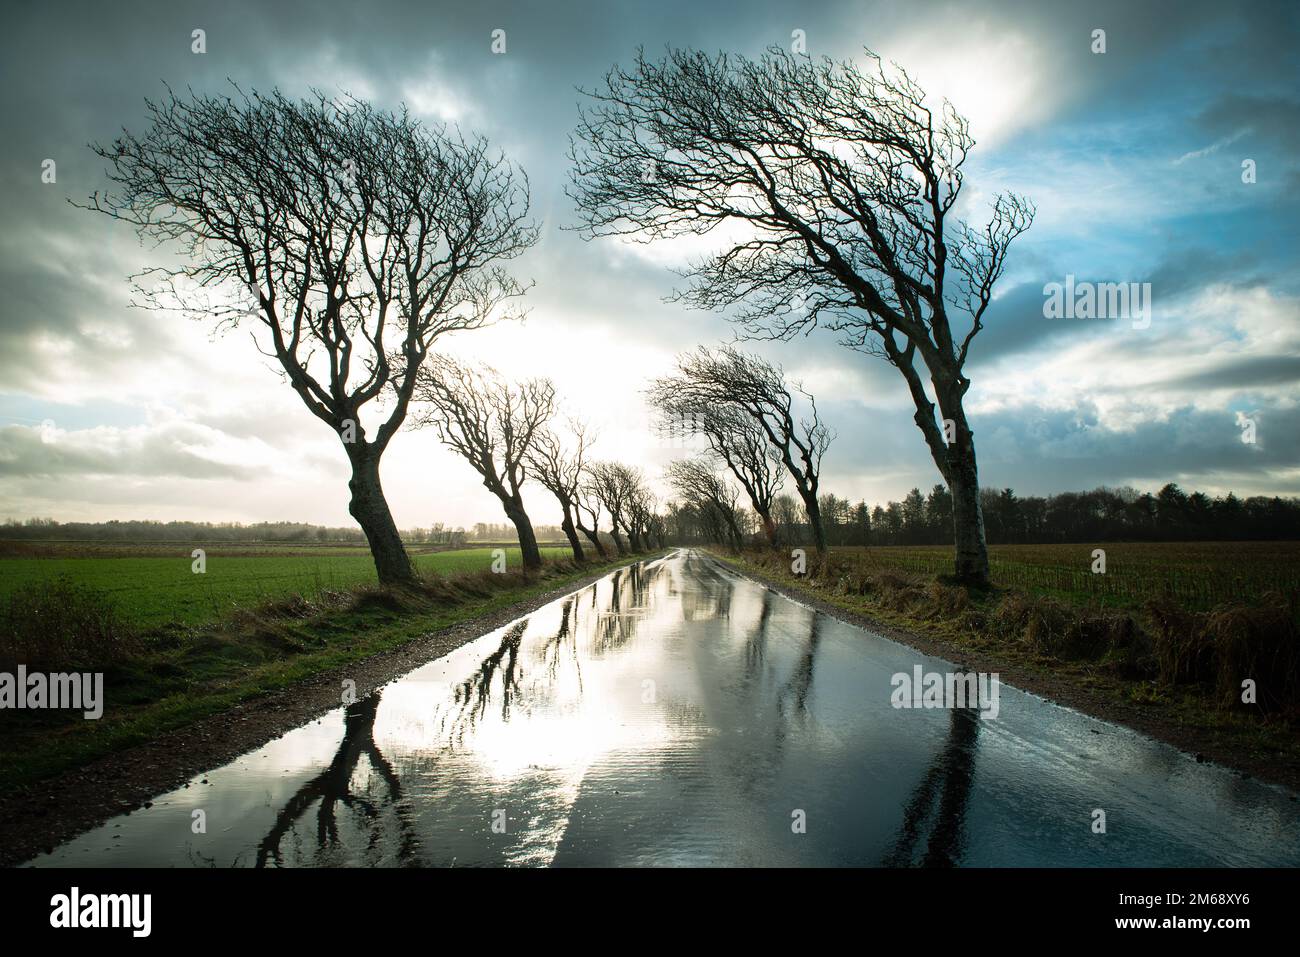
[537,594,581,685]
[593,562,660,653]
[776,609,822,723]
[743,588,773,680]
[255,691,416,867]
[442,560,663,742]
[447,619,529,744]
[884,703,980,867]
[675,553,728,621]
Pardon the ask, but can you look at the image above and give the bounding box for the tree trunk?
[627,526,643,551]
[893,347,993,587]
[505,496,543,570]
[347,447,416,586]
[946,441,989,587]
[930,376,991,586]
[716,505,744,551]
[576,520,607,557]
[560,506,585,562]
[800,491,827,555]
[609,527,626,556]
[921,378,990,587]
[758,509,778,548]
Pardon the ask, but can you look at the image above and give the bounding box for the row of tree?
[16,480,1296,551]
[650,346,833,552]
[410,358,664,568]
[87,83,685,582]
[87,46,1089,585]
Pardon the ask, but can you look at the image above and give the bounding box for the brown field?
[834,541,1299,611]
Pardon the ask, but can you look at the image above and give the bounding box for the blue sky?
[1,0,1297,527]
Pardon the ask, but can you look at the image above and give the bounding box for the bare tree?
[649,375,784,547]
[585,463,625,555]
[650,347,831,553]
[412,357,554,570]
[86,87,536,584]
[772,493,803,546]
[624,478,659,551]
[571,483,608,558]
[666,458,744,550]
[526,418,594,562]
[587,461,648,555]
[570,48,1032,584]
[256,691,414,867]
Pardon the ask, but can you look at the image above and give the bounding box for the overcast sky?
[1,0,1297,530]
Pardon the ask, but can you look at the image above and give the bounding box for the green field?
[0,544,577,629]
[832,541,1299,611]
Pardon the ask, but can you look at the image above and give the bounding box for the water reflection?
[29,550,1300,868]
[451,620,527,735]
[256,692,417,868]
[884,705,980,867]
[777,609,822,721]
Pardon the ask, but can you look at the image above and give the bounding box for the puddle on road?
[30,550,1300,867]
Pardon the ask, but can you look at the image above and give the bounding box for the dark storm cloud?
[977,403,1300,497]
[1156,355,1300,393]
[1196,95,1300,155]
[823,397,1300,500]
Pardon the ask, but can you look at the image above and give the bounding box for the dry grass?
[741,547,1298,717]
[832,541,1298,610]
[0,576,139,671]
[1147,591,1299,711]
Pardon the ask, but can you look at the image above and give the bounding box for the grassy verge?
[709,547,1300,788]
[0,552,649,792]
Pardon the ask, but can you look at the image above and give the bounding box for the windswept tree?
[649,374,784,547]
[586,462,627,555]
[666,458,745,550]
[526,418,595,562]
[650,347,831,553]
[625,480,660,551]
[587,461,649,554]
[571,482,609,558]
[620,465,658,550]
[87,87,536,584]
[412,357,554,571]
[570,48,1033,584]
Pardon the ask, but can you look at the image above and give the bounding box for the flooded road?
[31,549,1300,867]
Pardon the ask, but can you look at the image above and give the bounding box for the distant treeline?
[0,518,575,545]
[464,522,573,542]
[9,484,1298,548]
[805,484,1300,546]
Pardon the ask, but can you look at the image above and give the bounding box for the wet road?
[31,549,1300,867]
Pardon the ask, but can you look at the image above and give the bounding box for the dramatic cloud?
[1,0,1296,526]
